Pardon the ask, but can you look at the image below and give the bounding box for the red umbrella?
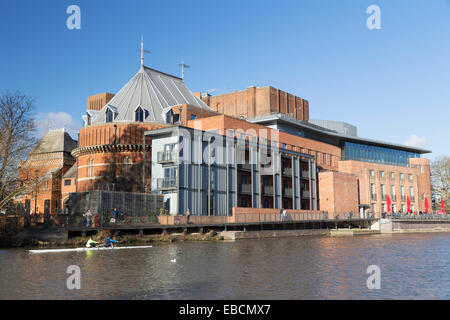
[387,195,392,214]
[425,197,429,214]
[441,198,445,215]
[407,196,411,214]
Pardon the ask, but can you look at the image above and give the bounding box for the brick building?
[17,56,432,218]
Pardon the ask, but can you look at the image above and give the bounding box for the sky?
[0,0,449,159]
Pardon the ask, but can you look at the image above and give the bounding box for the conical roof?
[88,65,211,125]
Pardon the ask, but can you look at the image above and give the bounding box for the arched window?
[87,158,94,178]
[135,107,144,122]
[106,108,113,123]
[122,156,132,175]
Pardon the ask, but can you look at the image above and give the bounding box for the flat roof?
[249,113,431,154]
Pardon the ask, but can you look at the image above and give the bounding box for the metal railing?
[238,184,252,194]
[263,186,273,196]
[157,178,177,190]
[283,188,293,198]
[157,151,176,163]
[282,168,292,177]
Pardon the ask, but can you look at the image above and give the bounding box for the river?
[0,233,449,299]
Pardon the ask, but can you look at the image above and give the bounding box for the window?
[87,158,94,178]
[400,173,404,180]
[87,113,91,126]
[241,175,247,184]
[240,197,248,207]
[123,156,132,175]
[369,170,374,177]
[401,186,405,200]
[401,204,406,213]
[409,186,415,199]
[421,166,424,173]
[190,114,197,120]
[380,171,385,179]
[44,180,49,190]
[382,203,387,213]
[370,183,376,200]
[263,199,270,208]
[135,107,144,122]
[381,184,386,200]
[390,172,395,180]
[106,108,114,123]
[408,174,413,182]
[391,185,396,200]
[282,143,286,150]
[64,179,71,186]
[422,193,426,200]
[372,203,377,213]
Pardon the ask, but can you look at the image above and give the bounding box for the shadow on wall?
[92,125,151,193]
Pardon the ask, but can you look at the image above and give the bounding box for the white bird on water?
[170,258,176,263]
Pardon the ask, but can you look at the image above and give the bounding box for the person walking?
[86,210,92,227]
[111,207,119,225]
[186,208,190,224]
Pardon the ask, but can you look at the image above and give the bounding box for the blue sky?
[0,0,449,159]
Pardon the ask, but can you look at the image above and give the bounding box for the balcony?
[238,184,252,194]
[283,188,293,198]
[238,163,251,171]
[301,171,310,179]
[263,186,273,196]
[157,178,177,191]
[302,190,310,199]
[157,151,176,164]
[282,168,292,177]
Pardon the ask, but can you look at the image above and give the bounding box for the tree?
[431,156,450,212]
[0,91,38,210]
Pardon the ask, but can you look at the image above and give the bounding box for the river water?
[0,233,449,300]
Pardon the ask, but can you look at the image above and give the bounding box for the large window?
[87,158,94,178]
[106,108,114,123]
[343,142,421,167]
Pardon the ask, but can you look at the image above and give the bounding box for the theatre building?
[16,56,432,218]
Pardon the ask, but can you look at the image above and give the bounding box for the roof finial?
[178,59,190,81]
[139,35,150,67]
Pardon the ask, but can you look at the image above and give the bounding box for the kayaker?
[86,238,98,248]
[104,236,119,248]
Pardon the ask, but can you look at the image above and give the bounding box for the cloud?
[404,134,427,148]
[36,112,81,140]
[206,88,219,94]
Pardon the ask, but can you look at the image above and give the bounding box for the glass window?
[135,107,144,122]
[190,114,197,120]
[400,173,404,180]
[369,170,374,177]
[380,171,385,178]
[390,172,395,180]
[106,109,113,123]
[64,179,71,186]
[408,174,413,182]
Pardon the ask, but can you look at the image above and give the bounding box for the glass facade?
[343,142,420,167]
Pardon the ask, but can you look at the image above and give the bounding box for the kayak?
[29,245,153,254]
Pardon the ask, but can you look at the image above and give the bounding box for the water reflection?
[1,233,450,299]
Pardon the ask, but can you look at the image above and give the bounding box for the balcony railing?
[263,186,273,196]
[157,151,176,163]
[238,163,251,171]
[238,184,252,194]
[282,168,292,177]
[301,171,310,179]
[283,188,293,198]
[157,178,177,190]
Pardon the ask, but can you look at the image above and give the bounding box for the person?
[86,238,98,248]
[104,236,119,248]
[86,210,92,227]
[186,208,190,224]
[94,213,99,227]
[29,208,33,216]
[111,207,119,225]
[282,209,287,221]
[81,212,86,227]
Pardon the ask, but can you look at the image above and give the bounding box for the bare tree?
[431,156,450,212]
[0,91,38,210]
